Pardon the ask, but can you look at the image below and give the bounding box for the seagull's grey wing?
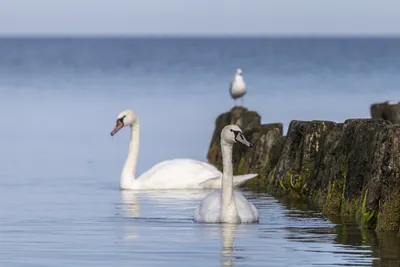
[229,81,234,93]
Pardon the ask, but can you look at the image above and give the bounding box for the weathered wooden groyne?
[207,105,400,234]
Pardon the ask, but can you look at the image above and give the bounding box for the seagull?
[229,68,246,106]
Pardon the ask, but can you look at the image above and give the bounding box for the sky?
[1,0,400,36]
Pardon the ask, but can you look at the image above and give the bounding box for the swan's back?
[136,159,221,189]
[194,190,259,223]
[194,190,222,223]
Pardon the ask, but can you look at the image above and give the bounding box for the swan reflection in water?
[220,224,237,266]
[120,190,140,218]
[120,189,211,239]
[120,189,239,266]
[120,189,211,218]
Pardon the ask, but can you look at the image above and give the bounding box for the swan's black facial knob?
[230,129,253,148]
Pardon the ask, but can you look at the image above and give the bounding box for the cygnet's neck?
[220,139,240,223]
[120,120,140,189]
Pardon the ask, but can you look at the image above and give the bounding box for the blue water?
[1,37,400,266]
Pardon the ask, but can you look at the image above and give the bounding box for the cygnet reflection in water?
[220,224,237,266]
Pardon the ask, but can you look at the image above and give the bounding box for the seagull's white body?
[229,68,247,106]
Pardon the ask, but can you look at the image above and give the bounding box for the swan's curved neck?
[120,120,140,189]
[220,140,240,223]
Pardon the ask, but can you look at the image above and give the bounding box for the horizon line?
[1,33,400,39]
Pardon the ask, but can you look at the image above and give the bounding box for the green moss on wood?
[264,154,270,171]
[236,156,246,175]
[340,172,359,217]
[341,172,347,207]
[377,198,400,231]
[279,179,287,190]
[267,167,276,185]
[323,181,343,215]
[359,189,377,229]
[290,174,303,190]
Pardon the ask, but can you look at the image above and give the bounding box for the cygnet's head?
[111,110,138,136]
[235,68,243,76]
[221,125,253,147]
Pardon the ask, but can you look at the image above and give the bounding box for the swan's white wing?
[199,173,258,188]
[136,159,222,189]
[194,191,259,223]
[233,173,258,186]
[234,192,259,223]
[194,190,222,223]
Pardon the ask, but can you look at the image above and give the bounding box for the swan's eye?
[117,115,126,124]
[230,129,241,138]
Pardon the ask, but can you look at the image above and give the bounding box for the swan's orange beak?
[111,120,124,136]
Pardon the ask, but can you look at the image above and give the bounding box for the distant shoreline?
[1,35,400,40]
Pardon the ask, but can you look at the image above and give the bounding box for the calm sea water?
[1,37,400,266]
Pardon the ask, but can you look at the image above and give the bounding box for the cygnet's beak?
[235,133,253,148]
[241,139,253,147]
[111,120,124,136]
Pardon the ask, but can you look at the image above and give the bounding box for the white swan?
[110,110,258,190]
[194,125,259,223]
[229,68,246,106]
